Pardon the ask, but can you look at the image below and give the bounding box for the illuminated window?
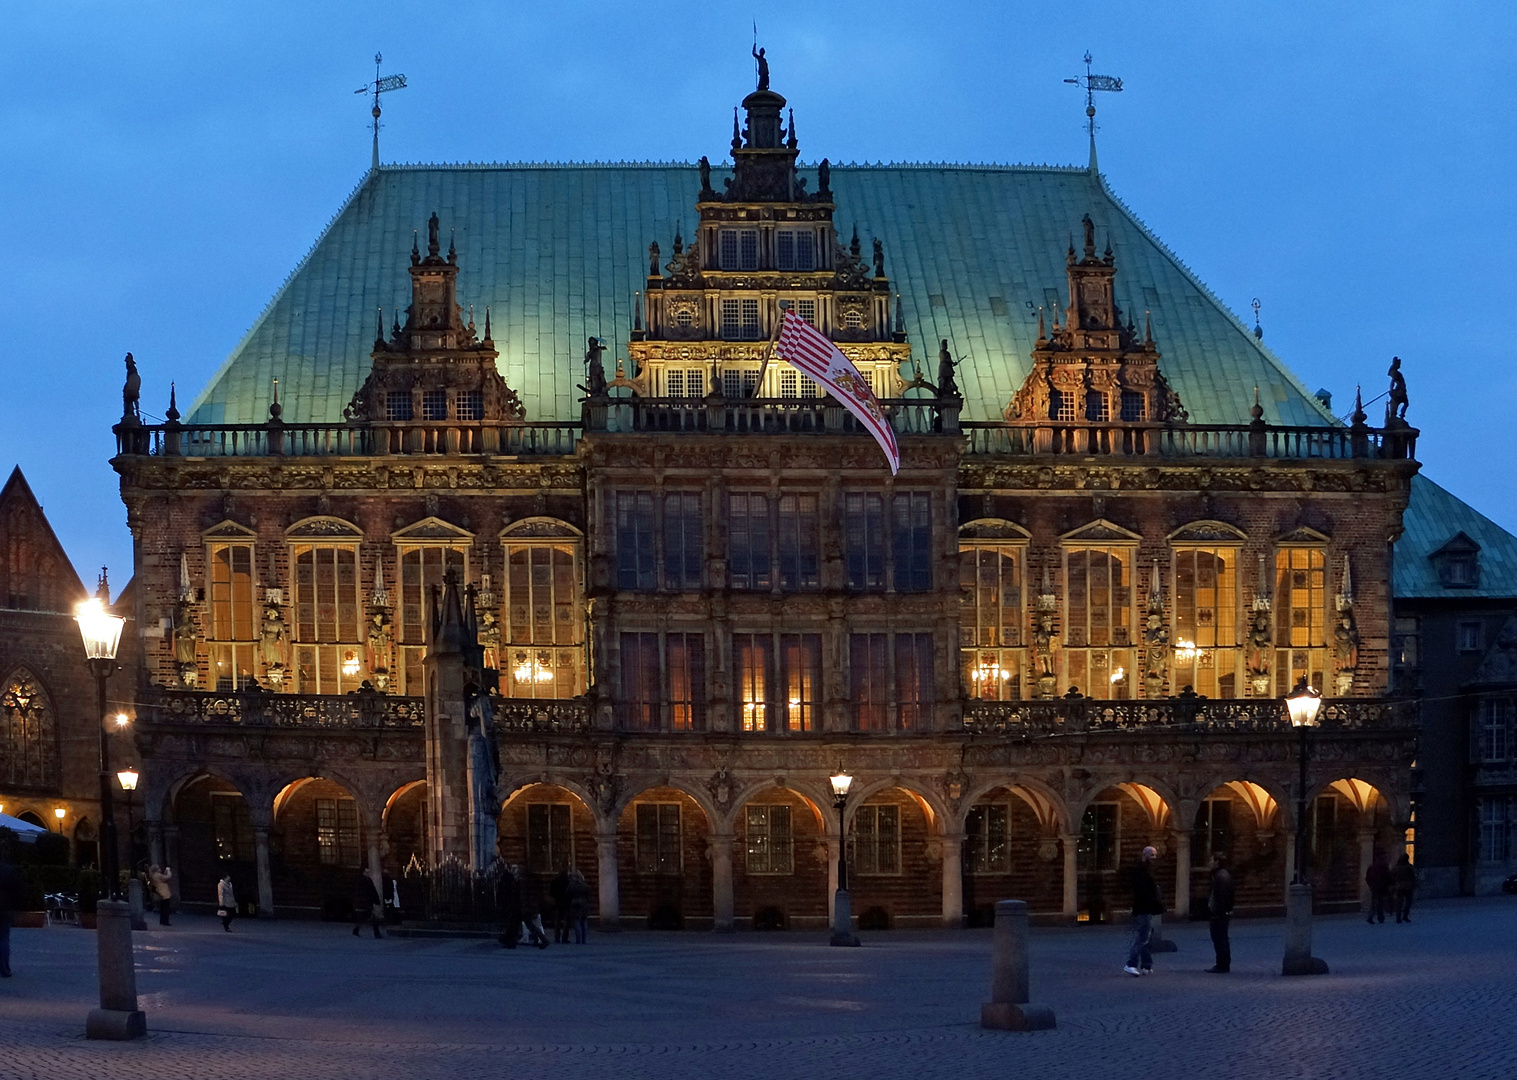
[1078,802,1119,872]
[207,542,257,691]
[0,670,58,789]
[666,370,684,398]
[397,545,466,695]
[292,543,363,694]
[779,370,798,398]
[1172,547,1239,698]
[734,633,772,732]
[620,633,704,731]
[745,805,794,874]
[1064,546,1135,698]
[501,526,583,700]
[960,544,1024,701]
[780,634,821,732]
[315,797,360,867]
[1275,547,1326,695]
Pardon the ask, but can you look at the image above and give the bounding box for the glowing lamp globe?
[75,598,125,662]
[117,769,139,792]
[1285,681,1323,728]
[829,770,853,798]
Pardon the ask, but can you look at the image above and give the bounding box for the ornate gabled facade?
[108,65,1424,931]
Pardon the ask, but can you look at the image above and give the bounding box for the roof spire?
[633,292,643,332]
[375,307,385,347]
[732,107,742,153]
[165,382,180,423]
[447,228,456,265]
[1038,306,1046,340]
[1143,309,1153,345]
[411,229,420,266]
[483,306,492,342]
[356,53,407,173]
[786,107,797,149]
[1063,52,1121,174]
[1252,297,1263,340]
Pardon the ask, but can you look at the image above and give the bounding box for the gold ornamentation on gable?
[1275,526,1330,545]
[1059,518,1142,544]
[200,519,258,541]
[500,517,582,540]
[958,518,1031,542]
[285,516,363,540]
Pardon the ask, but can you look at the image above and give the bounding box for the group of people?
[1124,843,1422,976]
[1365,851,1418,924]
[495,863,592,948]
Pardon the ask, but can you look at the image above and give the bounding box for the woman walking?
[217,873,236,931]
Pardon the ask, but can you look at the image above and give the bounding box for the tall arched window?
[1,669,58,790]
[500,519,585,700]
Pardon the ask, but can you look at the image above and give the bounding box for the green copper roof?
[1394,474,1517,600]
[188,162,1336,429]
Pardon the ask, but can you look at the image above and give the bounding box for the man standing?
[352,869,383,939]
[1206,853,1235,973]
[0,841,24,977]
[1392,853,1418,924]
[1124,845,1165,976]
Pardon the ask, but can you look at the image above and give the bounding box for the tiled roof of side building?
[1395,474,1517,600]
[187,162,1338,429]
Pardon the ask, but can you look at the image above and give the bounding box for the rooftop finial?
[1063,51,1122,173]
[633,292,643,332]
[375,306,385,346]
[1351,385,1367,427]
[1038,305,1046,340]
[97,567,110,602]
[448,228,456,265]
[411,229,420,266]
[165,382,180,423]
[1143,309,1153,344]
[483,306,492,342]
[786,107,797,149]
[732,107,742,153]
[1252,297,1263,340]
[355,52,407,173]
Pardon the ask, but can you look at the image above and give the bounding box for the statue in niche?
[172,593,200,689]
[260,601,288,688]
[752,45,769,91]
[1387,356,1409,421]
[1142,573,1168,699]
[584,337,607,396]
[367,609,393,688]
[1246,604,1273,697]
[1333,608,1360,697]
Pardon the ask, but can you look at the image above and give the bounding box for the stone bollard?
[127,877,148,931]
[980,899,1056,1031]
[1281,882,1329,976]
[85,900,146,1040]
[830,888,860,947]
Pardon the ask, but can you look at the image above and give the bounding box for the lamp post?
[1282,677,1328,976]
[55,807,66,833]
[76,596,126,900]
[829,769,860,947]
[117,769,139,867]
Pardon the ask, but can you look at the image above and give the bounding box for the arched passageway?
[1311,778,1398,911]
[733,786,828,930]
[1076,783,1173,924]
[383,781,429,879]
[1188,780,1285,915]
[171,774,257,914]
[272,777,371,919]
[496,783,600,927]
[960,785,1065,924]
[617,786,711,929]
[846,786,940,930]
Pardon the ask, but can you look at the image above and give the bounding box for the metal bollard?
[981,899,1056,1031]
[85,900,146,1040]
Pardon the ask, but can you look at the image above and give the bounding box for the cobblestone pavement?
[2,897,1516,1080]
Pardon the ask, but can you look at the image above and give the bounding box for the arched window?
[1,670,59,790]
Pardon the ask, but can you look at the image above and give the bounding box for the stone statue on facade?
[260,600,287,688]
[122,353,141,424]
[817,158,830,198]
[936,339,961,399]
[1031,569,1059,699]
[698,155,712,194]
[873,238,885,279]
[1333,555,1359,696]
[1387,356,1409,422]
[466,687,501,871]
[1246,603,1272,697]
[584,337,608,397]
[1142,564,1168,699]
[648,240,660,277]
[752,45,769,91]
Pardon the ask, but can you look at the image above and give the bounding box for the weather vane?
[1064,51,1122,140]
[356,52,407,172]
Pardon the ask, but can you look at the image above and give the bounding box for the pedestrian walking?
[149,864,173,926]
[549,867,571,944]
[519,871,549,949]
[352,869,383,939]
[1205,853,1235,973]
[0,841,25,977]
[567,868,591,945]
[1365,851,1391,924]
[1392,852,1417,923]
[217,873,236,932]
[496,862,522,949]
[1123,845,1165,976]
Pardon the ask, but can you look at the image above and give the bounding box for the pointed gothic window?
[1,670,58,790]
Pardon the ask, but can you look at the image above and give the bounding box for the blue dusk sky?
[0,0,1510,587]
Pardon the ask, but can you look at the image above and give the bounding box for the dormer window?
[421,389,448,422]
[1431,532,1482,589]
[457,390,484,421]
[385,391,413,421]
[719,228,759,271]
[776,229,815,270]
[1085,391,1109,422]
[1120,390,1146,422]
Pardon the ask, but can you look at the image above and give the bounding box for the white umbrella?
[0,812,47,843]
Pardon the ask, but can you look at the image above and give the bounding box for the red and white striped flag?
[774,310,900,474]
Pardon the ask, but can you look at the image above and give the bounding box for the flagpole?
[752,300,788,397]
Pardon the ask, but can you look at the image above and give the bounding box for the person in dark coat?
[549,867,572,944]
[0,844,25,977]
[1365,851,1392,924]
[1392,853,1418,923]
[1124,845,1165,976]
[1205,853,1236,973]
[567,868,591,945]
[351,869,383,939]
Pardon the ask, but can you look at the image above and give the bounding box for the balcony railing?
[962,420,1417,461]
[114,420,583,459]
[590,395,946,437]
[961,696,1418,735]
[141,688,591,733]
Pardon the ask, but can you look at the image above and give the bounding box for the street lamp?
[829,768,860,947]
[54,807,66,832]
[1282,677,1327,976]
[117,770,139,871]
[76,596,126,900]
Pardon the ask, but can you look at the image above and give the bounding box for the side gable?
[1395,475,1517,600]
[0,466,88,614]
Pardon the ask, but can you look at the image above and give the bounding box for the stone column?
[825,836,840,898]
[709,834,735,933]
[146,821,164,869]
[1171,829,1192,920]
[253,826,275,918]
[1357,829,1376,913]
[940,833,965,928]
[367,829,384,898]
[595,831,620,930]
[1060,833,1079,922]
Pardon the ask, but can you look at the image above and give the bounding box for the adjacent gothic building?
[105,70,1435,928]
